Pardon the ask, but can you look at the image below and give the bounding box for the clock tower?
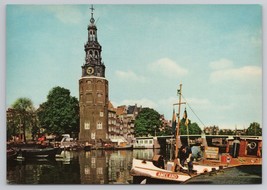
[79,6,109,143]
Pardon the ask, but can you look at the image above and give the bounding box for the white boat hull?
[131,158,220,184]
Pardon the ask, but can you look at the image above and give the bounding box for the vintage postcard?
[6,4,262,184]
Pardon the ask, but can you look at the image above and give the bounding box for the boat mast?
[175,83,183,158]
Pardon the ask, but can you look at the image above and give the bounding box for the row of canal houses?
[108,102,142,145]
[107,102,171,147]
[6,102,171,147]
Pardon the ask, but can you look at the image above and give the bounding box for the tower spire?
[90,5,95,24]
[83,4,105,77]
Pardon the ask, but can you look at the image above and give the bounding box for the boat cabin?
[226,136,262,157]
[133,137,160,149]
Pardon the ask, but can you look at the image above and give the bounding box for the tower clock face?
[86,67,94,75]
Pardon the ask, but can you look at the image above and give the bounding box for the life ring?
[248,142,257,149]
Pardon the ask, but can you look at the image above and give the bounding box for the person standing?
[176,145,193,173]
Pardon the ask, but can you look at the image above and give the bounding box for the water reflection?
[7,158,81,184]
[7,149,261,184]
[7,149,158,184]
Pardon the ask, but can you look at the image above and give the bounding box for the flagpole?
[175,83,182,158]
[184,108,189,146]
[186,123,190,146]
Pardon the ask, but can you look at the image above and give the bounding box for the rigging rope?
[181,94,207,129]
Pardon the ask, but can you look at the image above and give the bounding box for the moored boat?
[115,144,133,150]
[84,142,93,151]
[130,84,262,184]
[19,147,60,159]
[131,158,219,184]
[7,147,17,161]
[114,142,133,150]
[130,84,221,184]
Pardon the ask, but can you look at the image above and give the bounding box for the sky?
[6,4,262,130]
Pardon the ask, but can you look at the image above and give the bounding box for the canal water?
[6,149,262,184]
[7,149,159,184]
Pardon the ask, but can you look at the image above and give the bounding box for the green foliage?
[7,97,36,142]
[179,121,202,135]
[134,108,161,137]
[6,113,19,140]
[37,86,79,136]
[246,122,262,136]
[158,124,173,136]
[12,98,34,112]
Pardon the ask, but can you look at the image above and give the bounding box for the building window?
[97,167,103,175]
[91,132,95,139]
[91,157,96,168]
[84,165,90,175]
[86,93,93,102]
[97,122,102,129]
[100,111,104,117]
[84,122,90,130]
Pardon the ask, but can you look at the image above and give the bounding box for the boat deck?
[195,156,262,167]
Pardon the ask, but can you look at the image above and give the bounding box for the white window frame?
[97,167,103,175]
[84,122,90,130]
[91,132,95,139]
[97,122,102,129]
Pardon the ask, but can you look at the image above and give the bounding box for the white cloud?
[148,58,188,78]
[210,65,261,83]
[209,58,261,83]
[45,6,83,24]
[209,58,233,70]
[115,70,148,83]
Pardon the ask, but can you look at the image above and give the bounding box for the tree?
[37,86,79,136]
[134,108,161,137]
[180,122,202,135]
[6,109,19,141]
[8,97,35,142]
[157,116,173,136]
[246,122,262,136]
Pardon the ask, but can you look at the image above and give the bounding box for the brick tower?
[79,5,109,143]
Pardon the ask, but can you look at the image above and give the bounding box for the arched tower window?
[96,80,103,91]
[95,51,98,58]
[90,31,93,41]
[89,51,93,59]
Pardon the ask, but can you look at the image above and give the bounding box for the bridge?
[135,135,262,151]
